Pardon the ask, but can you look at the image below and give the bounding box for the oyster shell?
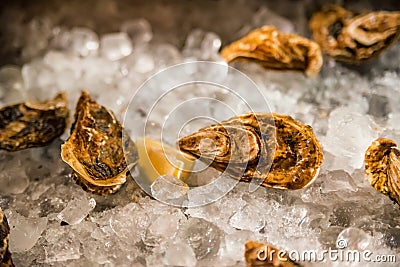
[0,93,69,151]
[309,5,400,63]
[220,25,323,77]
[178,113,323,190]
[364,138,400,206]
[0,208,14,267]
[245,241,300,267]
[61,91,138,195]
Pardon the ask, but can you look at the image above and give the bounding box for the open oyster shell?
[0,93,69,151]
[179,113,323,190]
[220,25,323,77]
[364,138,400,206]
[309,5,400,63]
[0,208,14,267]
[61,91,138,195]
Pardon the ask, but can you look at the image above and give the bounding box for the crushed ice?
[0,1,399,266]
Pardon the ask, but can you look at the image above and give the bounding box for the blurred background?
[1,0,399,66]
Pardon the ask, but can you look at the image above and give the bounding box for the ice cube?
[44,227,81,263]
[0,157,29,195]
[150,174,189,206]
[219,230,256,263]
[337,228,373,251]
[183,29,222,60]
[57,194,96,225]
[52,27,99,57]
[229,205,265,232]
[163,241,197,267]
[120,19,153,46]
[322,107,380,172]
[143,214,180,247]
[6,209,47,252]
[177,217,222,259]
[100,32,133,61]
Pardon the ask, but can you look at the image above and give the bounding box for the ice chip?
[163,241,197,267]
[100,32,133,61]
[57,194,96,225]
[229,205,265,231]
[6,210,47,252]
[0,158,29,195]
[151,174,189,206]
[323,107,380,172]
[120,18,153,46]
[177,218,222,259]
[337,227,373,251]
[143,214,180,247]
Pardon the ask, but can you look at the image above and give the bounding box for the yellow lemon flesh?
[136,137,195,183]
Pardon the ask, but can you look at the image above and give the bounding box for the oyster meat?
[364,138,400,206]
[220,25,323,77]
[178,113,323,190]
[0,208,14,267]
[0,93,69,151]
[61,91,138,195]
[309,5,400,63]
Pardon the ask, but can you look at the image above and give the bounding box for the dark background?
[0,0,399,66]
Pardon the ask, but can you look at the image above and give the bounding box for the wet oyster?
[178,113,323,190]
[364,138,400,206]
[245,241,300,267]
[0,93,69,151]
[61,91,138,195]
[220,25,323,77]
[309,5,400,63]
[0,208,14,267]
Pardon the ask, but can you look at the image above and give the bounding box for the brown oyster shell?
[309,5,400,63]
[220,25,323,77]
[178,113,323,190]
[0,208,14,267]
[0,93,69,151]
[61,91,138,195]
[245,241,300,267]
[364,138,400,206]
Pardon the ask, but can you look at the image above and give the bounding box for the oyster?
[220,25,323,77]
[178,113,323,190]
[309,5,400,63]
[364,138,400,206]
[0,93,69,151]
[0,208,14,267]
[61,91,138,195]
[245,241,300,267]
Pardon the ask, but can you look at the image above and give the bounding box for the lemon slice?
[136,137,195,183]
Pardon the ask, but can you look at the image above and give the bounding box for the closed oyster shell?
[220,25,323,77]
[0,208,14,267]
[178,113,323,190]
[364,138,400,206]
[61,91,138,195]
[309,5,400,63]
[0,93,69,151]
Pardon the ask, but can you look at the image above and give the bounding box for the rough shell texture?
[179,113,323,190]
[220,25,323,77]
[0,93,69,151]
[309,5,400,63]
[364,138,400,206]
[244,241,300,267]
[0,208,14,267]
[61,91,139,195]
